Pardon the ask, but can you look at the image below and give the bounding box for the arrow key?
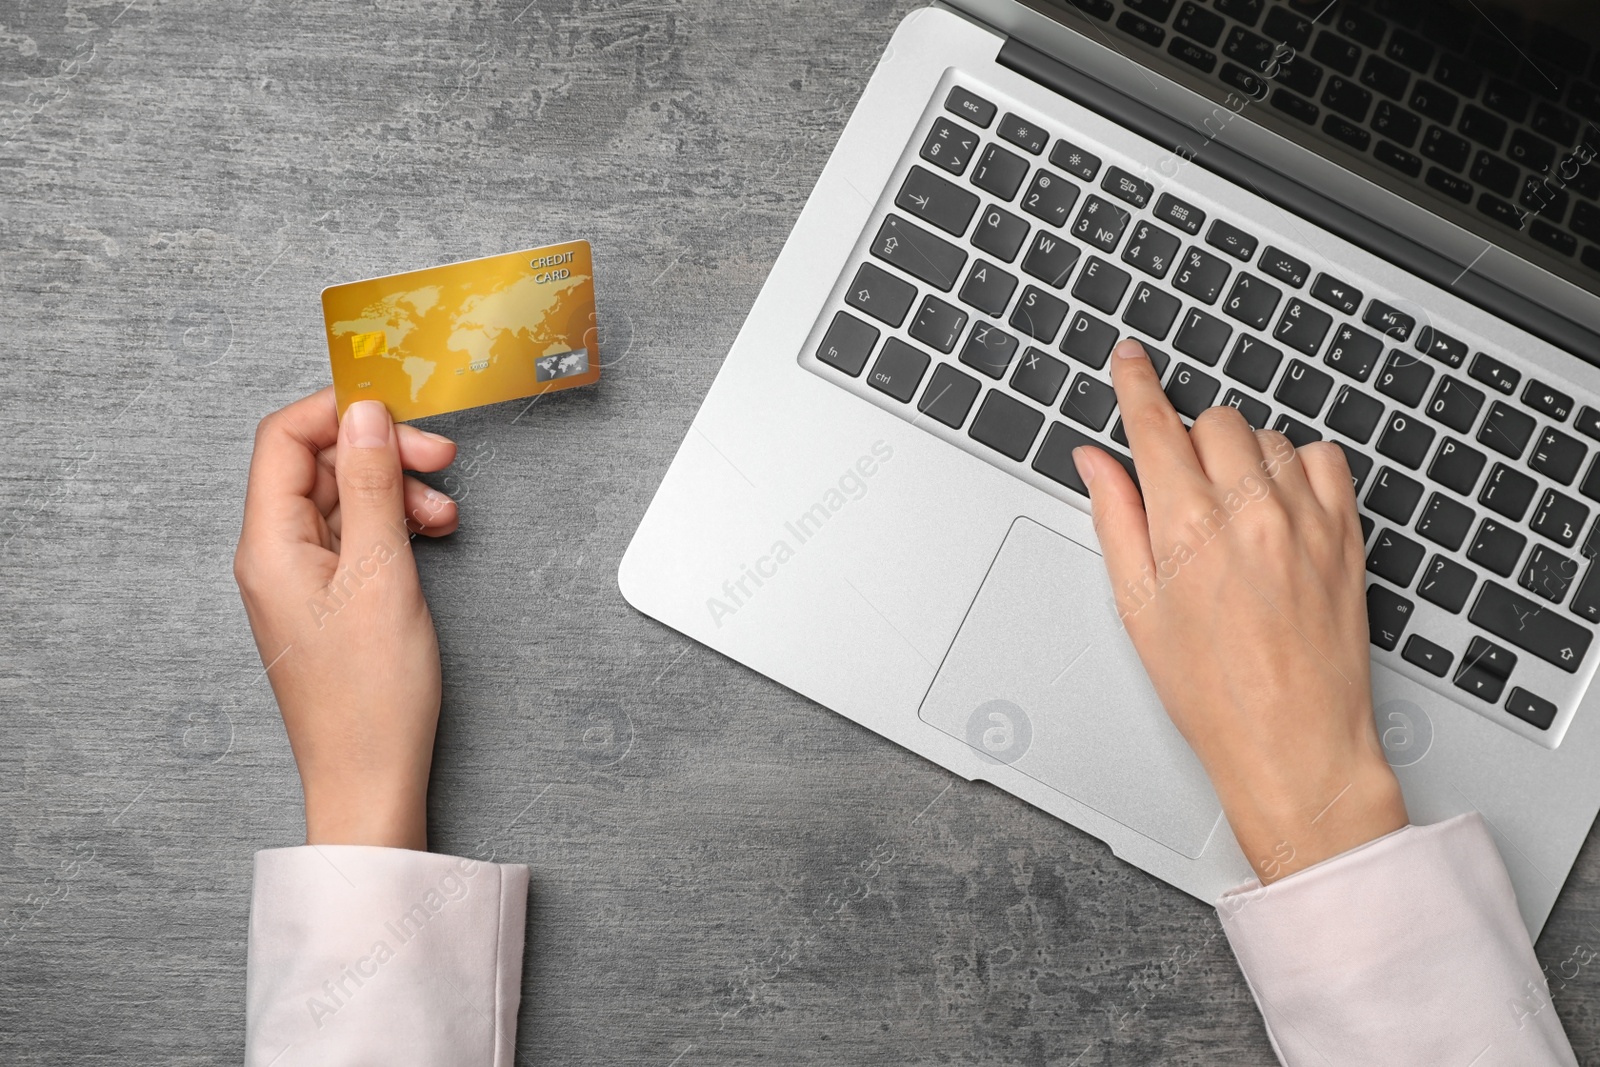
[1505,687,1559,730]
[1454,635,1516,703]
[1402,634,1454,677]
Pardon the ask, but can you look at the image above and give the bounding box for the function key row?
[940,86,1162,216]
[944,85,1106,185]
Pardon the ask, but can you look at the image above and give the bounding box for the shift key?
[1469,581,1593,672]
[871,214,968,292]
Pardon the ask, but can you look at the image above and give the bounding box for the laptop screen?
[1037,0,1600,299]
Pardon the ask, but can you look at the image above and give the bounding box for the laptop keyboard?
[1070,0,1600,286]
[802,76,1600,747]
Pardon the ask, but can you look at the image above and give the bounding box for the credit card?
[322,240,599,421]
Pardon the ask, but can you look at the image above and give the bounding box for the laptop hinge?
[997,36,1600,366]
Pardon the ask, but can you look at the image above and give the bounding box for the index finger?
[240,388,341,546]
[1108,338,1206,494]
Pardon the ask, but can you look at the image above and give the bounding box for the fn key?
[816,312,880,377]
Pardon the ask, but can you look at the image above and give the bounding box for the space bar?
[1468,581,1593,673]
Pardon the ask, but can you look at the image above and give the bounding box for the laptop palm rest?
[918,517,1223,859]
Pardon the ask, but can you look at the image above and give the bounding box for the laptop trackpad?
[919,517,1222,859]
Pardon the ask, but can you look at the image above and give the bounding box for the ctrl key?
[816,311,880,377]
[866,338,930,403]
[1366,583,1413,651]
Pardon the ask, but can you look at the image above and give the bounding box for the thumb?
[1075,446,1157,622]
[335,401,414,568]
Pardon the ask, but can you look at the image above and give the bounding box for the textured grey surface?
[3,1,1600,1064]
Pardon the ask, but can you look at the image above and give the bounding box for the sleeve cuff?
[245,846,528,1067]
[1216,813,1576,1067]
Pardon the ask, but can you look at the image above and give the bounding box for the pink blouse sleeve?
[245,846,528,1067]
[1218,813,1577,1066]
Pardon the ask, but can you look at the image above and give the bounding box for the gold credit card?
[323,240,599,421]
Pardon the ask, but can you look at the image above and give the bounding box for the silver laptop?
[620,0,1600,935]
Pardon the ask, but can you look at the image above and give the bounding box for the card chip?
[350,331,388,359]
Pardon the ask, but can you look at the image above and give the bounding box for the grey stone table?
[3,1,1599,1063]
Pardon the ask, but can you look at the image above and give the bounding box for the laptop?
[620,0,1600,935]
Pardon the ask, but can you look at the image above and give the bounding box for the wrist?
[1221,754,1408,884]
[303,782,428,851]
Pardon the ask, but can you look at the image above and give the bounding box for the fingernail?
[1114,338,1147,360]
[1072,446,1095,487]
[419,429,454,445]
[345,401,391,449]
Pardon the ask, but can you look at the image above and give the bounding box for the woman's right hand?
[1074,339,1408,883]
[233,390,460,851]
